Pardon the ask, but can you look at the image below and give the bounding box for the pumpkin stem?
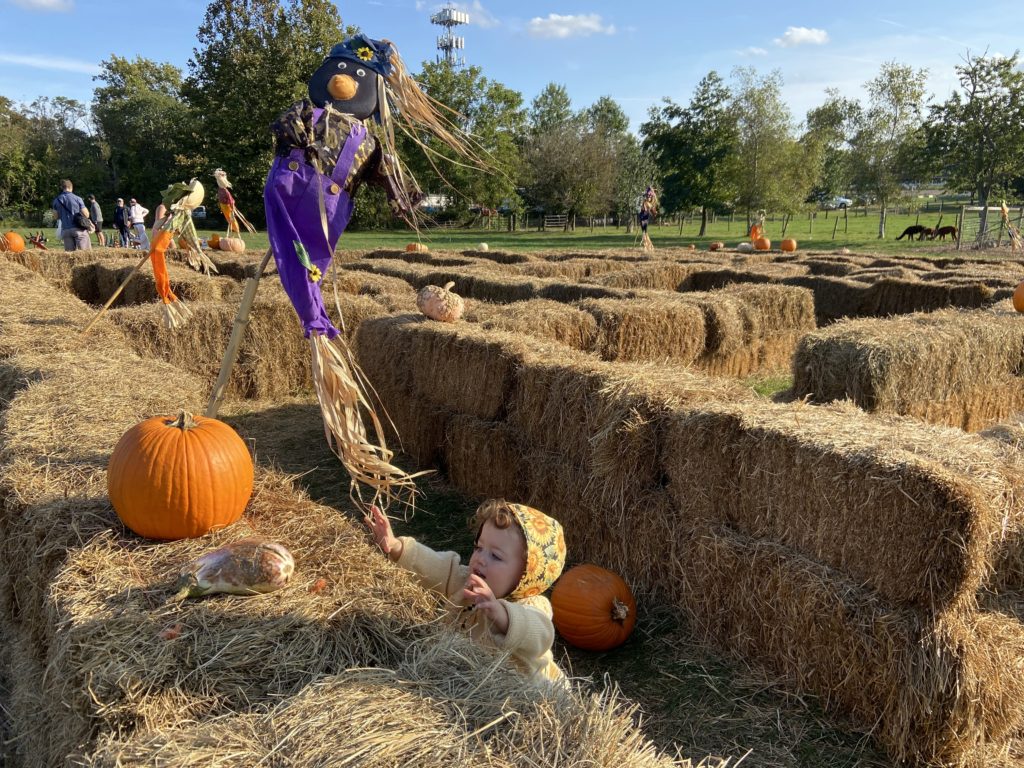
[443,281,455,292]
[168,410,198,431]
[611,597,630,624]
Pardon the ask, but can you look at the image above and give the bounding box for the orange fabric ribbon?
[149,229,179,305]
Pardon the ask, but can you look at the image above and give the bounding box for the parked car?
[191,205,207,220]
[823,197,852,210]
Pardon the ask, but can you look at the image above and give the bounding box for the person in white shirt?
[127,198,150,249]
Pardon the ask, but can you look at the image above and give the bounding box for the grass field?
[4,204,998,258]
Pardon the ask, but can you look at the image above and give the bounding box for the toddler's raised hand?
[364,505,401,560]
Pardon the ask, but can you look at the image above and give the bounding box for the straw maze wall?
[0,259,701,767]
[7,246,1024,765]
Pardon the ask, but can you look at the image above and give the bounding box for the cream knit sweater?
[397,537,562,681]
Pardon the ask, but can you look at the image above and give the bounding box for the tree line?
[2,0,1023,238]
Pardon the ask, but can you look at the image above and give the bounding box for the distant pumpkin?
[753,236,771,251]
[208,234,221,250]
[709,241,725,252]
[406,242,429,253]
[219,237,245,253]
[780,238,797,252]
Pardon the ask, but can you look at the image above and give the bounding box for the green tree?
[92,56,190,202]
[847,61,928,237]
[641,71,738,236]
[529,83,573,133]
[23,96,105,215]
[802,89,860,205]
[0,97,40,218]
[181,0,347,224]
[728,68,805,227]
[404,61,525,219]
[925,50,1024,237]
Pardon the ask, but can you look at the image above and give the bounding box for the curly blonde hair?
[473,499,526,544]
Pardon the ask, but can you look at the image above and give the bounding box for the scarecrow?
[638,186,659,251]
[149,178,218,328]
[1001,201,1023,251]
[263,34,488,511]
[213,168,255,237]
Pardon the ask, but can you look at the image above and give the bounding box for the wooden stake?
[81,250,152,336]
[205,249,274,418]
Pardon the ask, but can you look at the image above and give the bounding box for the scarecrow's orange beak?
[328,74,358,101]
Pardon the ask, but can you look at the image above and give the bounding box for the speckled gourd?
[416,281,464,322]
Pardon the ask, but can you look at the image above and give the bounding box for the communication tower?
[431,3,469,67]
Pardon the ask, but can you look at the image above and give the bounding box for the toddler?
[365,499,566,681]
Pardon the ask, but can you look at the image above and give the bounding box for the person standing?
[127,197,150,249]
[51,179,90,252]
[87,194,106,247]
[112,198,131,247]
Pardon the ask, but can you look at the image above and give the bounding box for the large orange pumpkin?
[753,236,771,251]
[108,411,254,540]
[208,234,221,250]
[780,238,797,252]
[219,237,245,253]
[1,231,25,253]
[551,564,636,651]
[1013,282,1024,313]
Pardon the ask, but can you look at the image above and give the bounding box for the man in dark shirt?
[51,179,90,251]
[112,198,130,247]
[88,194,106,247]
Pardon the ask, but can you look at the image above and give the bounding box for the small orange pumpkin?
[780,238,797,252]
[107,411,254,540]
[406,242,429,253]
[708,241,725,252]
[551,564,636,652]
[753,236,771,251]
[1,231,25,254]
[1013,282,1024,313]
[219,237,245,253]
[208,234,221,250]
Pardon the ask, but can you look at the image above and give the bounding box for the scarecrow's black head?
[308,34,394,120]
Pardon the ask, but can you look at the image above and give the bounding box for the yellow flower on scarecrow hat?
[356,46,374,61]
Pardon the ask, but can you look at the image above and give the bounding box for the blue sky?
[2,0,1022,133]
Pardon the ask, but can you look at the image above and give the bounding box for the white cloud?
[0,53,98,75]
[449,1,499,28]
[11,0,73,10]
[774,26,829,47]
[739,46,768,57]
[527,13,615,39]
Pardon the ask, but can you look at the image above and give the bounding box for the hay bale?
[780,275,872,324]
[660,398,1019,611]
[586,262,714,291]
[465,298,599,351]
[354,315,570,422]
[205,250,279,280]
[83,635,692,768]
[792,306,1024,430]
[92,259,239,307]
[108,294,316,400]
[443,415,528,501]
[576,296,706,363]
[2,248,137,291]
[864,278,995,316]
[686,264,809,291]
[514,258,627,280]
[676,524,1024,767]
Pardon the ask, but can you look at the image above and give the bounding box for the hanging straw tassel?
[310,332,425,511]
[161,299,193,330]
[641,232,654,252]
